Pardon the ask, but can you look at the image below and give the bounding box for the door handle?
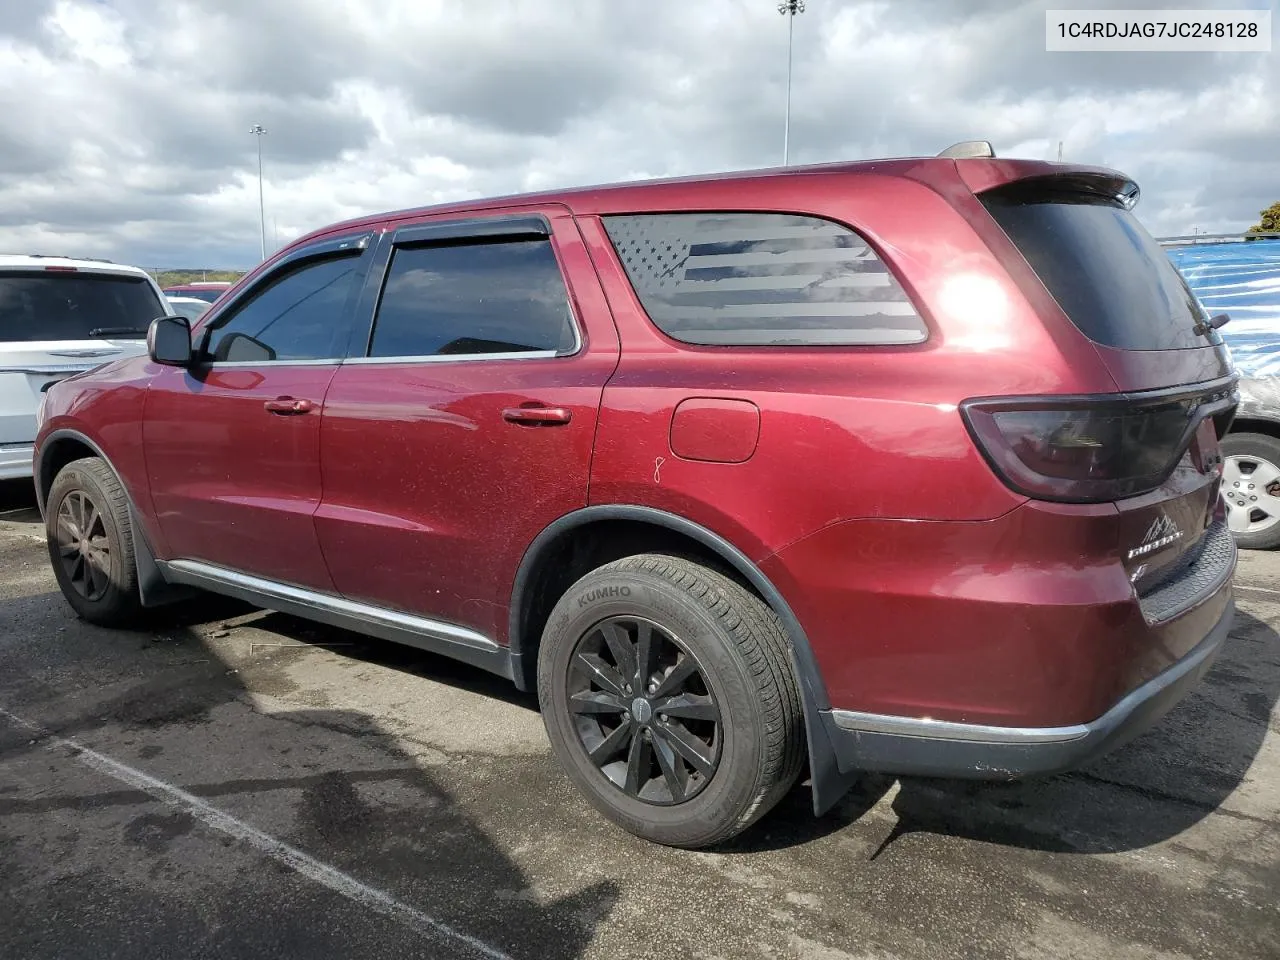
[502,405,572,426]
[264,397,316,415]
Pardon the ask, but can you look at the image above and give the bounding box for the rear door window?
[982,189,1216,351]
[603,213,927,346]
[368,239,578,358]
[0,272,165,341]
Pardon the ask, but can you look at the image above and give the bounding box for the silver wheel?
[1223,454,1280,536]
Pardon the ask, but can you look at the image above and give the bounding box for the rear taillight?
[962,389,1235,503]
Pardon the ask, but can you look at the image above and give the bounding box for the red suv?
[34,146,1238,848]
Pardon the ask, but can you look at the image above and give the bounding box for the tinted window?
[983,190,1215,351]
[369,239,577,358]
[0,272,164,342]
[203,255,358,362]
[603,213,927,346]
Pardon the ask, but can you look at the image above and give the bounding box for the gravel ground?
[0,477,1276,960]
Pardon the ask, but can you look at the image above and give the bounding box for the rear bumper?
[821,595,1233,779]
[0,442,34,481]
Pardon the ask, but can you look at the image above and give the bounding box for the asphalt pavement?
[0,477,1276,960]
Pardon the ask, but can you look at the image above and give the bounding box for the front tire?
[537,554,804,848]
[46,457,144,627]
[1221,432,1280,550]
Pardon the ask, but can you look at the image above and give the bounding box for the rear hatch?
[0,270,158,446]
[966,173,1237,605]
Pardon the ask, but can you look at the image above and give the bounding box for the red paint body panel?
[669,399,760,463]
[142,363,339,589]
[314,208,620,636]
[39,356,163,552]
[761,496,1228,727]
[35,153,1237,749]
[317,357,612,635]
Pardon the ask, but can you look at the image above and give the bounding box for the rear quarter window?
[603,213,927,346]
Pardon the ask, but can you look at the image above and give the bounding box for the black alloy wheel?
[566,616,722,805]
[538,554,805,848]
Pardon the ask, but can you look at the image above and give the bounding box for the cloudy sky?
[0,0,1275,269]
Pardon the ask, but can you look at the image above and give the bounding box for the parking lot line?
[1237,584,1280,597]
[0,706,513,960]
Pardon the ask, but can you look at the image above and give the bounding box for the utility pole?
[778,1,805,165]
[250,124,268,261]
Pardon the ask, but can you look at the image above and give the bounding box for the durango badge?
[1127,514,1184,560]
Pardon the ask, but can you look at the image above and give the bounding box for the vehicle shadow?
[881,609,1280,855]
[145,597,1278,859]
[0,478,41,526]
[5,474,1273,869]
[0,592,617,960]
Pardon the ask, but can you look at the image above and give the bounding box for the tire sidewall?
[538,566,767,845]
[46,462,131,618]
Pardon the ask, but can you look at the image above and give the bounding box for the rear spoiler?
[954,160,1141,211]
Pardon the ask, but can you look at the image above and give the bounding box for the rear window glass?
[603,213,927,346]
[0,272,165,341]
[981,190,1216,351]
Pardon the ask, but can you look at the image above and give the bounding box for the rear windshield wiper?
[89,327,149,338]
[1192,313,1230,338]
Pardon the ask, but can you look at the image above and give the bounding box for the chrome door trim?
[158,559,513,679]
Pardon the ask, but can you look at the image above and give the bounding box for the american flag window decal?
[603,213,927,346]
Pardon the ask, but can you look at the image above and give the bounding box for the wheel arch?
[35,430,101,515]
[1226,417,1280,443]
[36,428,190,607]
[507,504,857,814]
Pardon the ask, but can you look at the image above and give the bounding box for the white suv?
[1,255,165,480]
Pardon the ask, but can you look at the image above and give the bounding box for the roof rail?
[936,140,995,159]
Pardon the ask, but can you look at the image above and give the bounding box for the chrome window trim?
[830,709,1091,744]
[343,349,561,366]
[160,559,499,653]
[198,358,345,369]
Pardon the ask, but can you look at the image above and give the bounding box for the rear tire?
[537,554,805,848]
[45,457,145,627]
[1221,432,1280,550]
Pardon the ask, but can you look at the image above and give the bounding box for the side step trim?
[158,559,514,681]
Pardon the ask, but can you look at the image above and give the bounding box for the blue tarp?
[1166,240,1280,378]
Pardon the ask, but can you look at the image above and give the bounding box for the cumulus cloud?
[0,0,1273,268]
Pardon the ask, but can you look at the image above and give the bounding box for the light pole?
[778,1,805,165]
[250,124,267,260]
